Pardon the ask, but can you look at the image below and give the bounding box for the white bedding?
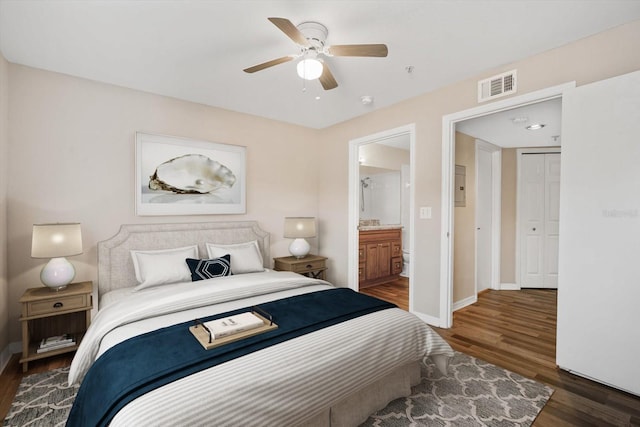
[70,270,454,426]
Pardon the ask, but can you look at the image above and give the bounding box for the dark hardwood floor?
[3,283,640,425]
[364,281,640,426]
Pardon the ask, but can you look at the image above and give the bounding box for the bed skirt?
[300,359,422,427]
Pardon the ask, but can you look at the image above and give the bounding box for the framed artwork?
[135,132,246,216]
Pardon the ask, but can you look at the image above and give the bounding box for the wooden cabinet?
[273,255,328,280]
[19,281,93,372]
[359,228,402,288]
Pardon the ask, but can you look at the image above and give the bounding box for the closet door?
[519,152,560,288]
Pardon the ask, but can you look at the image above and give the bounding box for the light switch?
[419,207,432,219]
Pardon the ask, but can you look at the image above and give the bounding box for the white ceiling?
[456,97,563,148]
[1,1,639,129]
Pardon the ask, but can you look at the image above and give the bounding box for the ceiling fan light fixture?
[297,58,323,80]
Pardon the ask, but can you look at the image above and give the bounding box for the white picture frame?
[135,132,246,216]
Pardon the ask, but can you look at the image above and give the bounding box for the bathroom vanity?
[358,226,402,288]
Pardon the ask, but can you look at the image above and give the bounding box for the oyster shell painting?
[149,154,236,194]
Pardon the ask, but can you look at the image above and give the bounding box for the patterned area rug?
[4,351,552,427]
[362,351,553,426]
[3,367,78,427]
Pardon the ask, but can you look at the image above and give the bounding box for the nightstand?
[273,255,328,280]
[19,281,93,372]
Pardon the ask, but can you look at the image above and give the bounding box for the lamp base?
[288,238,310,259]
[41,257,76,291]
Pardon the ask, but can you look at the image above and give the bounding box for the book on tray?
[203,312,264,339]
[37,334,76,353]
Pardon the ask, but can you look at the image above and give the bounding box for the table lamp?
[284,217,316,258]
[31,223,83,291]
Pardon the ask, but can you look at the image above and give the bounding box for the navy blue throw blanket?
[66,288,395,427]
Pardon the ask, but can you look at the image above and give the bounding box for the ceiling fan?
[243,17,388,90]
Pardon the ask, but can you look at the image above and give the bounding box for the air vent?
[478,69,517,103]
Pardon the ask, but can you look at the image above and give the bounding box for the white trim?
[499,282,520,290]
[453,295,478,311]
[440,81,575,328]
[475,140,502,294]
[1,342,21,374]
[515,147,561,288]
[411,310,441,327]
[348,125,416,313]
[0,345,11,373]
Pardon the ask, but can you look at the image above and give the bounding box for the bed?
[67,221,453,426]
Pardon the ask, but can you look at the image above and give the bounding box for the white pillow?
[130,245,198,290]
[206,241,264,274]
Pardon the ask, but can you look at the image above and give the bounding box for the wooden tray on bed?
[189,311,278,350]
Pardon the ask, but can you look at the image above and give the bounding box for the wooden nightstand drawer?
[273,255,328,280]
[291,259,325,273]
[26,294,89,316]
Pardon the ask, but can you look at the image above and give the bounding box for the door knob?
[532,227,536,231]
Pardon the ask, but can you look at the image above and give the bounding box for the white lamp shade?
[32,223,83,258]
[284,217,316,238]
[296,58,323,80]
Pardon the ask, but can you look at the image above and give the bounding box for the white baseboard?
[0,342,21,374]
[411,310,442,327]
[499,282,520,290]
[453,295,477,312]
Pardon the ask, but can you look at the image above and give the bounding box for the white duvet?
[69,271,453,426]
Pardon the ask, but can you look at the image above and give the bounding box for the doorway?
[440,82,575,328]
[348,124,415,311]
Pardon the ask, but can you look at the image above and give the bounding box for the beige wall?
[453,132,476,302]
[500,148,517,284]
[318,20,640,318]
[5,65,322,342]
[0,53,9,361]
[2,19,640,348]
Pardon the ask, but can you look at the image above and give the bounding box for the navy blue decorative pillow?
[185,254,232,281]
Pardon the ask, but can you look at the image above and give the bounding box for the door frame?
[348,124,416,309]
[475,139,502,295]
[439,82,575,328]
[516,147,561,289]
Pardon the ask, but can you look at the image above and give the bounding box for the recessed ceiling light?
[526,123,546,130]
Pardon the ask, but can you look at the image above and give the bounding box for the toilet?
[401,250,410,277]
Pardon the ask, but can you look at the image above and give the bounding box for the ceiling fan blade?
[243,56,293,73]
[327,44,388,57]
[319,64,338,90]
[268,17,310,47]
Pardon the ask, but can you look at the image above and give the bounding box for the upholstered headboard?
[97,221,270,297]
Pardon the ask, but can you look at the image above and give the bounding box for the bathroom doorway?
[348,124,415,312]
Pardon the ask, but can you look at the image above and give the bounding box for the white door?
[476,142,495,292]
[544,154,561,287]
[519,152,560,288]
[557,70,640,396]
